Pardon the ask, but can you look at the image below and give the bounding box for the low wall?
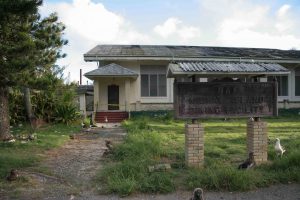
[278,101,300,109]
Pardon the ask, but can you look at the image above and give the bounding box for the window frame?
[140,65,167,97]
[267,75,289,97]
[295,67,300,97]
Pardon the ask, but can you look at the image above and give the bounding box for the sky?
[41,0,300,83]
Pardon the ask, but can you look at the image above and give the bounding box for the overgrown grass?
[96,113,300,196]
[0,124,80,180]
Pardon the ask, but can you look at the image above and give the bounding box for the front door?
[108,85,119,110]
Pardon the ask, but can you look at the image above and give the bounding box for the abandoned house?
[83,45,300,122]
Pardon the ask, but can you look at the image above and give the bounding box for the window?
[268,76,288,96]
[141,66,167,97]
[296,68,300,96]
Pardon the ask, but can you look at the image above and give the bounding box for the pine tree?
[0,0,67,140]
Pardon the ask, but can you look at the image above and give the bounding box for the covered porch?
[85,63,138,122]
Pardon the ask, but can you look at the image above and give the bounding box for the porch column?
[93,79,99,112]
[125,79,130,111]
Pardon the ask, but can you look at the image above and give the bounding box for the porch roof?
[84,63,138,80]
[167,61,290,77]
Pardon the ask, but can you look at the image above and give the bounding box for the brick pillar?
[185,123,204,168]
[247,121,268,165]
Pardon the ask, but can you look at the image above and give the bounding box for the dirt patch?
[0,127,126,200]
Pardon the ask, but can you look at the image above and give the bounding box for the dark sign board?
[174,82,278,119]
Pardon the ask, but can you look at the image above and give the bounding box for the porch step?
[95,111,129,123]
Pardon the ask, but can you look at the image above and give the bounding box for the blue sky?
[41,0,300,82]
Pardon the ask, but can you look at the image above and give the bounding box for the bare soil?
[1,127,299,200]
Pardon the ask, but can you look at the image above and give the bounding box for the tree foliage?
[0,0,68,139]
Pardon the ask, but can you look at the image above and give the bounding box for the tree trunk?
[0,86,10,140]
[23,87,36,130]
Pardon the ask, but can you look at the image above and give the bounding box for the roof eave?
[85,75,138,80]
[84,55,300,63]
[167,71,290,78]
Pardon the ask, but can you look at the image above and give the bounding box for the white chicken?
[275,138,286,157]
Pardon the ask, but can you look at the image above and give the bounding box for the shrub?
[9,88,26,125]
[55,104,80,125]
[83,117,91,128]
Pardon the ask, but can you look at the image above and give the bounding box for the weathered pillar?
[247,119,268,165]
[185,123,204,167]
[93,79,99,112]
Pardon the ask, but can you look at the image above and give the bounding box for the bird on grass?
[7,169,19,181]
[238,152,255,169]
[190,188,204,200]
[103,140,113,156]
[105,140,113,151]
[275,138,286,157]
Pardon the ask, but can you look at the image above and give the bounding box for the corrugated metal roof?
[177,62,288,72]
[168,61,289,77]
[84,63,138,80]
[84,45,300,61]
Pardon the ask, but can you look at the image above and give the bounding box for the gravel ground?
[1,127,299,200]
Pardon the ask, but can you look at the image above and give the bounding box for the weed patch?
[98,116,300,196]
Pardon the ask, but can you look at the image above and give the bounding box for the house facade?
[84,45,300,122]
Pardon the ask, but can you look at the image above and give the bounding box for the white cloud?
[154,17,201,43]
[40,0,149,83]
[275,4,294,32]
[277,4,291,18]
[154,18,180,38]
[204,0,300,49]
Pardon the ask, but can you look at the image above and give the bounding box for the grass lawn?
[96,114,300,196]
[0,124,80,184]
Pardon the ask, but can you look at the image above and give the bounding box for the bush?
[55,104,80,125]
[83,117,91,128]
[9,88,26,125]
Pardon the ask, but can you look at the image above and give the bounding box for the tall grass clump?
[186,160,263,191]
[258,150,300,183]
[97,118,176,196]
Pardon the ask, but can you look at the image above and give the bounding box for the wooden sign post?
[174,81,278,167]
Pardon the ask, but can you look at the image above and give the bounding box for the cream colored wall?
[94,77,129,111]
[115,60,174,104]
[94,60,175,111]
